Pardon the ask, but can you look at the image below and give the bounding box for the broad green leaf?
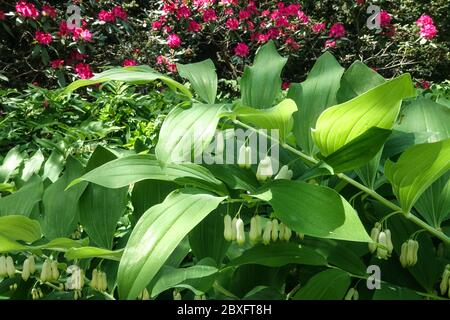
[79,147,128,249]
[252,180,371,242]
[189,205,230,264]
[372,284,421,300]
[322,127,391,173]
[293,269,351,300]
[288,52,344,154]
[177,59,217,104]
[42,149,65,182]
[206,164,260,192]
[312,74,415,156]
[0,146,23,183]
[414,173,450,227]
[0,175,43,217]
[337,60,385,103]
[228,242,326,267]
[232,99,297,141]
[117,189,225,299]
[35,238,88,252]
[42,157,87,239]
[0,234,28,253]
[385,139,450,213]
[241,41,287,109]
[243,286,283,300]
[21,150,44,182]
[155,104,228,164]
[0,215,41,243]
[65,247,123,261]
[68,154,226,196]
[394,97,450,143]
[355,148,383,189]
[150,265,218,298]
[64,65,192,98]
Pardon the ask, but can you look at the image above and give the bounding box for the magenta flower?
[234,42,249,57]
[203,9,217,22]
[379,11,391,28]
[16,1,39,19]
[226,18,239,30]
[187,20,201,32]
[420,24,437,40]
[0,10,5,20]
[123,59,138,67]
[325,39,337,48]
[311,23,326,33]
[112,6,127,20]
[329,23,346,38]
[74,63,93,79]
[50,59,64,69]
[98,10,115,23]
[416,14,434,28]
[35,31,53,45]
[167,34,181,48]
[41,5,57,19]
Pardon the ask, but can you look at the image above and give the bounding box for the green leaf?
[293,269,351,300]
[252,180,371,242]
[232,99,297,141]
[177,59,217,104]
[241,41,287,109]
[117,189,225,299]
[321,127,391,173]
[65,247,123,261]
[0,234,28,253]
[337,60,385,103]
[21,150,44,182]
[35,238,88,252]
[414,172,450,227]
[288,52,344,154]
[385,139,450,213]
[42,157,87,239]
[64,65,191,98]
[68,154,226,196]
[354,148,383,189]
[155,104,228,164]
[205,164,260,192]
[372,284,421,300]
[0,175,43,217]
[228,242,326,267]
[0,146,23,183]
[189,205,230,264]
[150,265,218,298]
[0,215,41,243]
[79,147,128,249]
[312,74,415,156]
[42,150,65,182]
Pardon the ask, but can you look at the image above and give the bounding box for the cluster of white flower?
[40,259,59,282]
[21,256,36,281]
[399,239,419,268]
[0,255,16,278]
[368,223,393,259]
[90,269,108,292]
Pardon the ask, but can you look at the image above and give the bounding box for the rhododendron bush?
[0,0,448,88]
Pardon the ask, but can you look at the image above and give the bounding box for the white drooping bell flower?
[368,222,381,253]
[5,256,15,278]
[238,145,252,169]
[249,216,261,243]
[274,165,293,180]
[283,225,292,241]
[236,218,245,246]
[22,258,31,281]
[296,232,305,240]
[40,259,51,282]
[262,221,272,245]
[400,239,419,268]
[100,272,108,291]
[223,215,233,241]
[271,219,279,242]
[376,232,389,260]
[279,223,286,240]
[385,229,394,254]
[51,261,59,281]
[231,217,237,241]
[440,265,450,296]
[90,269,98,290]
[28,256,36,274]
[66,265,84,290]
[256,156,273,182]
[0,256,7,278]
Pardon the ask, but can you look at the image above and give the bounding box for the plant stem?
[232,120,450,244]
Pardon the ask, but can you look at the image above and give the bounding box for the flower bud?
[51,261,59,281]
[100,272,108,291]
[439,266,450,295]
[406,239,417,266]
[173,290,182,300]
[0,256,7,277]
[284,226,292,241]
[90,269,98,290]
[262,220,272,245]
[28,256,36,274]
[271,219,279,241]
[249,216,260,243]
[399,242,408,268]
[236,218,245,245]
[141,288,150,300]
[368,223,381,253]
[40,259,51,282]
[278,223,285,240]
[6,256,15,277]
[255,215,263,236]
[238,145,252,169]
[376,232,389,259]
[274,165,293,180]
[256,156,273,182]
[385,229,393,254]
[38,288,43,298]
[31,288,38,300]
[229,217,237,241]
[296,232,305,240]
[22,258,31,281]
[223,215,233,241]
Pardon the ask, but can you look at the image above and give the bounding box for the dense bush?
[0,0,448,89]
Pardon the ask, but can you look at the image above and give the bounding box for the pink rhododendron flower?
[156,55,169,65]
[297,11,310,24]
[58,21,70,36]
[285,37,300,50]
[123,59,137,67]
[50,59,64,69]
[0,10,5,20]
[329,23,346,38]
[16,1,39,19]
[234,42,249,57]
[69,50,88,62]
[379,11,391,28]
[41,5,57,18]
[98,10,115,23]
[187,20,201,32]
[257,33,270,43]
[167,63,177,73]
[112,6,127,20]
[311,23,326,33]
[325,39,337,48]
[226,18,239,30]
[224,8,234,16]
[177,6,191,19]
[35,31,53,45]
[420,24,437,39]
[281,82,290,90]
[167,34,181,48]
[74,63,93,79]
[238,10,251,20]
[152,20,163,30]
[79,29,93,41]
[267,28,280,40]
[416,14,434,28]
[203,9,217,22]
[247,21,254,31]
[418,80,430,89]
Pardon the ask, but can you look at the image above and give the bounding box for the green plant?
[0,41,449,300]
